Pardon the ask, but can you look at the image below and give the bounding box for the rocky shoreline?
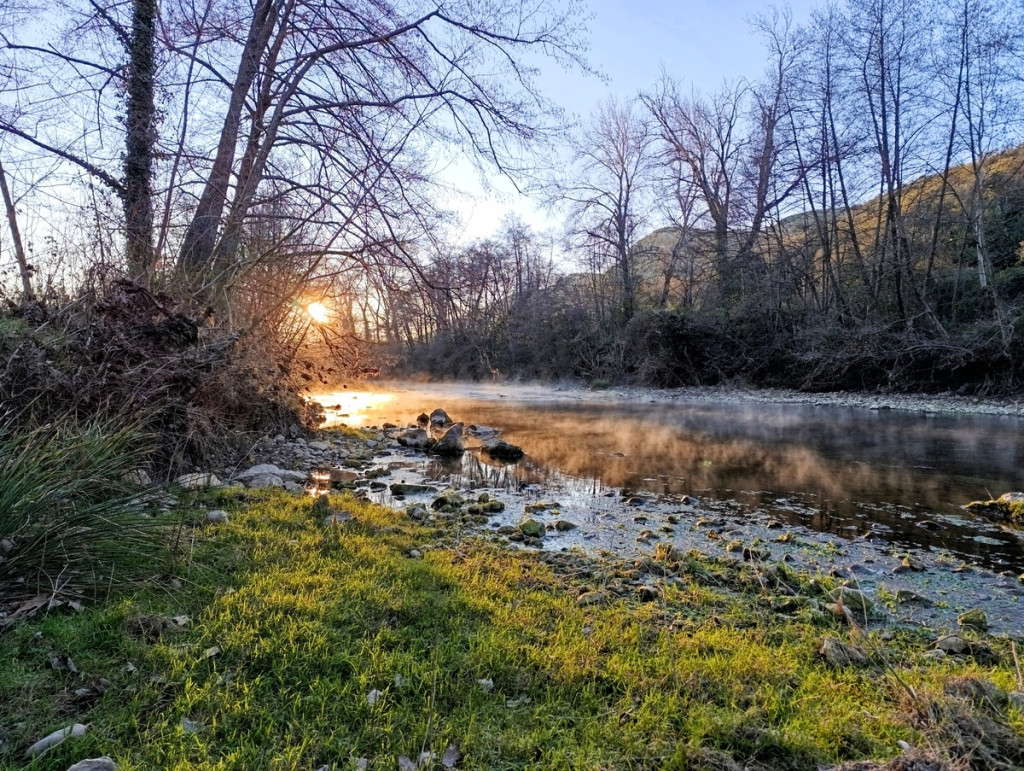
[164,400,1024,642]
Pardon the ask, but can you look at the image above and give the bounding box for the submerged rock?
[480,437,525,462]
[390,483,436,496]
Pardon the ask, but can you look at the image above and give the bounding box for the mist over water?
[313,383,1024,572]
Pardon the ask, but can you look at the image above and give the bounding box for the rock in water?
[433,423,464,456]
[429,408,453,427]
[396,428,432,449]
[480,438,525,462]
[958,608,988,631]
[518,519,544,538]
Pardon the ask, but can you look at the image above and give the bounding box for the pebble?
[205,510,229,524]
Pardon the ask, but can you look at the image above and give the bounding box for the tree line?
[377,0,1024,393]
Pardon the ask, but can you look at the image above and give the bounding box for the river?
[311,381,1024,575]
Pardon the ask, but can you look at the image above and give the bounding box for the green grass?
[1,489,1022,770]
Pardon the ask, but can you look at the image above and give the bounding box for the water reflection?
[313,385,1024,571]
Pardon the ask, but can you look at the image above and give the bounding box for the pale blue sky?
[445,0,820,242]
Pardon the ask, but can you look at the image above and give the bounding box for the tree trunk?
[0,157,33,300]
[123,0,157,284]
[177,0,280,276]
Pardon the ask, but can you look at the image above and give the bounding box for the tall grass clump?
[0,416,164,604]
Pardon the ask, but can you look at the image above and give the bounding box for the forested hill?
[397,143,1024,394]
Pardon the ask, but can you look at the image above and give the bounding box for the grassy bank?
[2,489,1022,770]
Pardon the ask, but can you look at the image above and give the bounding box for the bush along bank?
[1,467,1023,770]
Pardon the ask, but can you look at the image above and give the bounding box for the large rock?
[429,408,453,427]
[396,428,433,449]
[466,424,499,438]
[480,438,525,462]
[174,472,221,489]
[246,473,284,489]
[235,464,306,484]
[432,424,464,456]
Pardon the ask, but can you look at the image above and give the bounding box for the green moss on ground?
[1,490,1022,770]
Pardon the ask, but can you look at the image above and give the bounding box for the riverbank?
[2,481,1023,771]
[333,380,1024,419]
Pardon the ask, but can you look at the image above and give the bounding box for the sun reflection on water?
[311,390,397,428]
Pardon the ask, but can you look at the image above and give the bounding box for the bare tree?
[561,98,657,324]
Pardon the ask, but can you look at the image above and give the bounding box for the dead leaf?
[398,755,417,771]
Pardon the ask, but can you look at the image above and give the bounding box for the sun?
[306,301,331,324]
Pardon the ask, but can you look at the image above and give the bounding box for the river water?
[312,382,1024,575]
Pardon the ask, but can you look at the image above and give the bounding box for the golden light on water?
[314,391,397,427]
[306,301,331,324]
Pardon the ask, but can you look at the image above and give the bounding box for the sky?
[443,0,820,244]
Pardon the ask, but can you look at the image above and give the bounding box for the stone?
[328,469,360,484]
[957,608,988,631]
[396,428,433,449]
[66,758,118,771]
[636,585,659,602]
[518,519,544,538]
[828,586,874,615]
[576,591,608,607]
[429,408,452,426]
[433,424,465,456]
[1008,691,1024,710]
[895,589,934,606]
[900,554,926,571]
[235,464,306,483]
[819,636,867,667]
[0,537,14,555]
[25,724,88,758]
[936,635,968,654]
[920,649,947,661]
[480,438,525,462]
[416,412,429,424]
[553,520,576,532]
[466,424,499,437]
[390,483,435,496]
[205,510,229,524]
[125,469,151,486]
[323,513,352,526]
[283,481,304,494]
[308,441,330,451]
[247,473,284,489]
[406,506,429,521]
[174,472,221,489]
[431,492,464,512]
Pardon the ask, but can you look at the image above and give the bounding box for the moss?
[1,489,1022,770]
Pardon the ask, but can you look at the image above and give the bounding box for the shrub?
[0,416,164,605]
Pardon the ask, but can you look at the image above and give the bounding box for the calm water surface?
[313,383,1024,573]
